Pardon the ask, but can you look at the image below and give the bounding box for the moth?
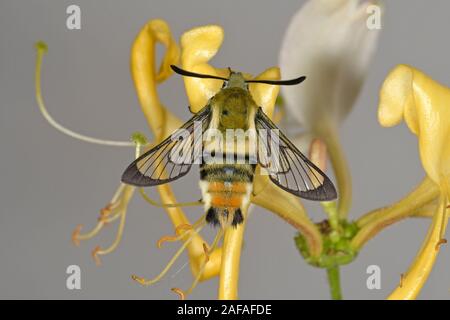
[122,65,337,228]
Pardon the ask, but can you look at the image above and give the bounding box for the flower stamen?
[139,188,203,208]
[202,243,210,263]
[98,209,122,224]
[171,287,186,300]
[157,216,205,248]
[90,209,128,265]
[132,223,206,286]
[72,206,122,246]
[157,233,187,249]
[72,222,105,246]
[435,239,447,251]
[185,228,224,296]
[92,246,102,266]
[72,184,131,248]
[71,225,83,247]
[99,206,113,222]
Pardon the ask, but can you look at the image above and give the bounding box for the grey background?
[0,0,449,299]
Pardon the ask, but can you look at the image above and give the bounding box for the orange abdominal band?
[208,181,247,193]
[208,182,247,208]
[210,195,242,208]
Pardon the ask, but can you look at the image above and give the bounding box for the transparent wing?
[121,106,211,187]
[255,108,337,201]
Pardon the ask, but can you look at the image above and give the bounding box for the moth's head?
[225,70,247,90]
[170,65,307,91]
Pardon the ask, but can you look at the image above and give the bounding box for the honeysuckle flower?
[279,0,383,217]
[35,19,326,300]
[376,65,449,299]
[349,65,449,300]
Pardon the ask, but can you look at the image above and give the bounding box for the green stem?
[326,266,342,300]
[322,201,340,232]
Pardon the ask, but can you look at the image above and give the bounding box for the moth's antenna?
[171,65,306,86]
[246,76,306,86]
[171,65,228,81]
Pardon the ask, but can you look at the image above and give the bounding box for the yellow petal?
[248,67,281,117]
[352,177,440,249]
[218,213,247,300]
[130,19,181,140]
[378,64,450,184]
[180,25,228,113]
[180,25,280,115]
[387,192,448,300]
[378,64,450,299]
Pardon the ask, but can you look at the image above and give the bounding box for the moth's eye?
[222,81,228,88]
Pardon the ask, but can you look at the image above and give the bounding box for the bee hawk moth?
[122,65,337,228]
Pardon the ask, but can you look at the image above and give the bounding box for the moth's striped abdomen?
[199,163,255,227]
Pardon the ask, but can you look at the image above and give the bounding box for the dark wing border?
[121,106,211,187]
[255,107,337,201]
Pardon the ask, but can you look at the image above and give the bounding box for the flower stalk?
[326,265,342,300]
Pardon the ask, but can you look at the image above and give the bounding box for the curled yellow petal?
[378,64,450,184]
[131,19,181,140]
[180,25,228,113]
[377,64,450,299]
[131,20,187,228]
